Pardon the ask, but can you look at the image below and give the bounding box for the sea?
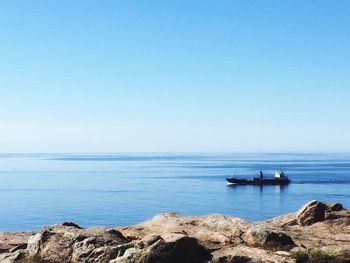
[0,153,349,232]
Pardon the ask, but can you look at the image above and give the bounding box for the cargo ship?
[226,171,290,185]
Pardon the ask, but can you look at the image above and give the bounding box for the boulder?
[296,200,327,226]
[293,200,350,226]
[242,226,295,250]
[0,200,349,263]
[25,225,129,263]
[27,233,42,256]
[110,234,211,263]
[120,213,250,250]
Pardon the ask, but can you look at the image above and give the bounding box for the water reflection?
[226,184,288,193]
[275,185,287,193]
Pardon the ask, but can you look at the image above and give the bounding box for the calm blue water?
[0,153,349,232]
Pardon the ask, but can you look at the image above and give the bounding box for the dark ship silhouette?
[226,171,290,185]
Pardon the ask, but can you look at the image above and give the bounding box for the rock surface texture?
[0,200,349,263]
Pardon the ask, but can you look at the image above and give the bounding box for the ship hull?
[226,177,290,185]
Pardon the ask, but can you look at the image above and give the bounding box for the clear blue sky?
[0,0,349,152]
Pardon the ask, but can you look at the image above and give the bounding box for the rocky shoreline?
[0,200,349,263]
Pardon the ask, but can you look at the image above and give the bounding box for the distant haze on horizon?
[0,1,349,153]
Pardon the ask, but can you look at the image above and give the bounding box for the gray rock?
[25,225,129,263]
[243,226,295,250]
[27,233,42,256]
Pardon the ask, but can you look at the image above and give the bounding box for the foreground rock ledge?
[1,200,349,263]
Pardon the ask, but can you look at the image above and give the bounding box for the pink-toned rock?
[119,213,250,250]
[0,200,349,262]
